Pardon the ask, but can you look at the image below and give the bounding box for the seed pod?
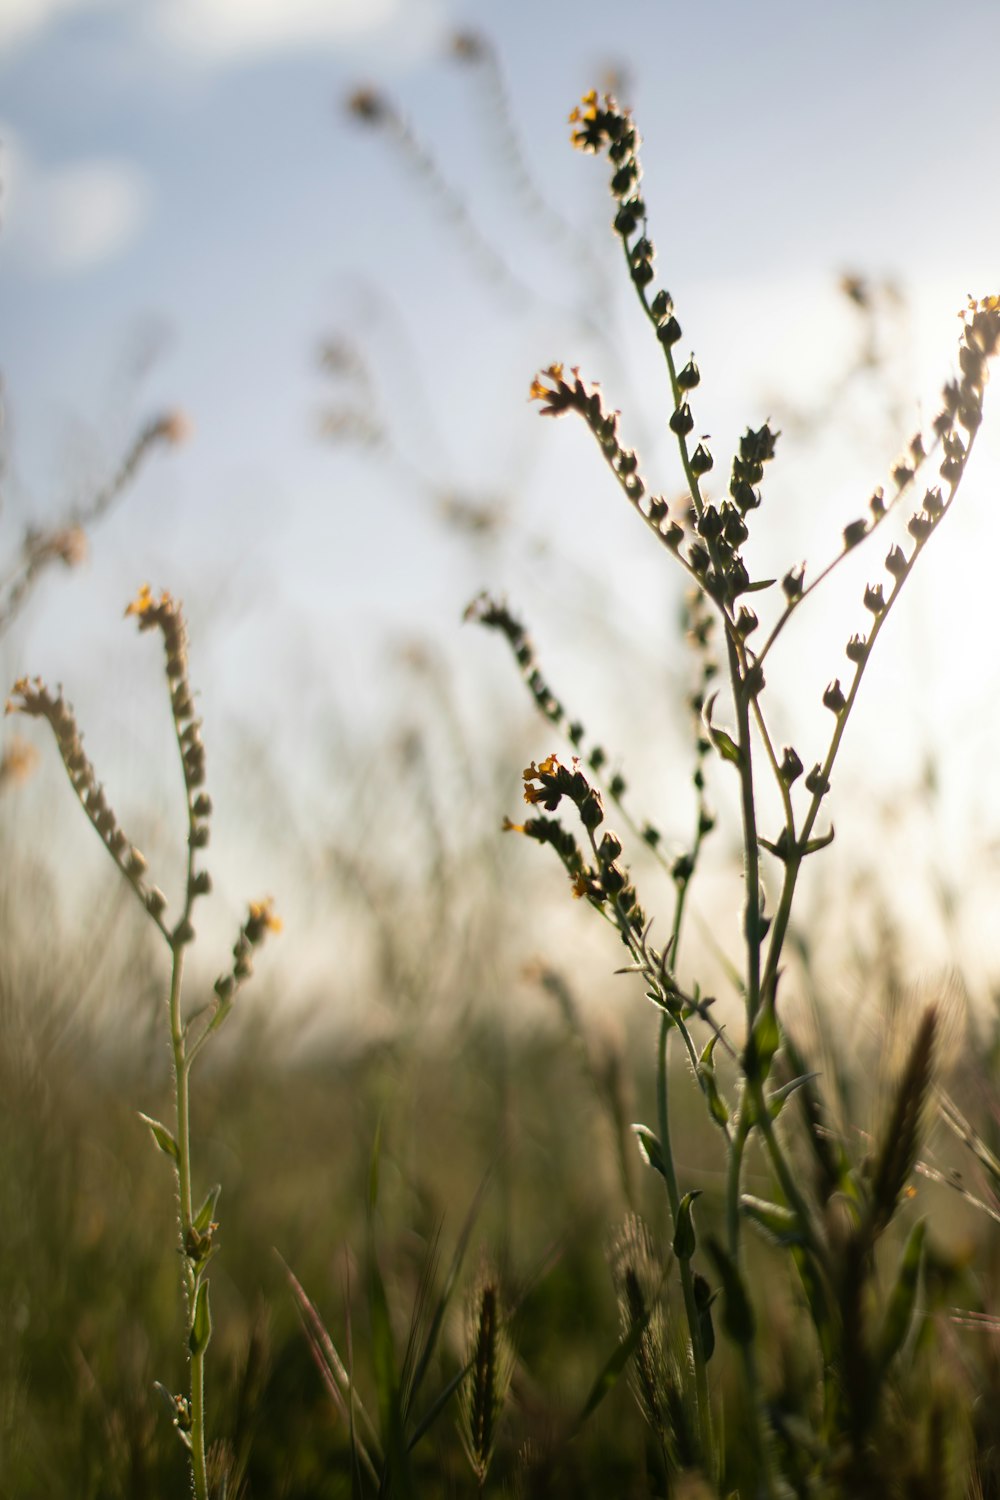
[669,403,694,436]
[823,680,846,714]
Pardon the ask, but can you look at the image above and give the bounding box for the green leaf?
[672,1190,702,1261]
[404,1171,490,1422]
[189,1280,212,1358]
[368,1116,382,1217]
[746,1003,780,1082]
[802,826,835,856]
[744,577,776,593]
[704,1237,755,1346]
[632,1124,667,1181]
[697,1036,730,1128]
[709,726,741,765]
[877,1218,926,1371]
[138,1112,179,1163]
[206,998,233,1036]
[741,1194,805,1247]
[703,693,742,767]
[573,1308,651,1431]
[766,1072,819,1120]
[693,1272,716,1363]
[791,1244,835,1364]
[367,1233,413,1496]
[193,1184,221,1234]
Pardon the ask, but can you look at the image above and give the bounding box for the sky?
[3,0,1000,1013]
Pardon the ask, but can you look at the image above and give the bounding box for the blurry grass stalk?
[474,88,1000,1495]
[6,585,278,1500]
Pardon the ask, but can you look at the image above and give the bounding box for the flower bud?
[823,680,846,714]
[598,831,623,863]
[781,566,804,602]
[779,747,803,785]
[677,359,700,390]
[669,403,694,436]
[805,764,830,796]
[690,443,713,476]
[656,316,682,347]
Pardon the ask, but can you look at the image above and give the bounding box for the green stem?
[169,943,209,1500]
[656,1015,715,1478]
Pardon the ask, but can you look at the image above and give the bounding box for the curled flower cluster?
[5,675,166,931]
[127,586,207,798]
[214,898,282,1008]
[505,754,647,935]
[126,586,212,936]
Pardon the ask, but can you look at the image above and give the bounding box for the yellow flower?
[568,90,598,124]
[125,583,156,617]
[0,735,39,789]
[248,898,282,936]
[529,364,564,402]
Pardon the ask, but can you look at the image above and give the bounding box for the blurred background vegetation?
[5,4,1000,1495]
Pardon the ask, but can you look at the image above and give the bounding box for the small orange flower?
[248,898,282,936]
[125,583,156,617]
[568,90,598,125]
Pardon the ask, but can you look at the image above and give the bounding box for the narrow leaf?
[189,1280,212,1358]
[704,1237,755,1346]
[573,1309,651,1431]
[741,1194,805,1247]
[767,1072,819,1120]
[138,1112,179,1163]
[802,826,835,856]
[632,1124,668,1181]
[368,1116,382,1217]
[405,1168,491,1418]
[367,1234,412,1497]
[672,1190,702,1262]
[193,1184,221,1234]
[877,1218,926,1370]
[703,692,742,767]
[709,726,741,766]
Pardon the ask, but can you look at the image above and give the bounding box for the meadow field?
[6,13,1000,1499]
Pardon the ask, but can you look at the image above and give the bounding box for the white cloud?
[0,0,110,53]
[1,128,151,276]
[151,0,405,59]
[0,0,442,67]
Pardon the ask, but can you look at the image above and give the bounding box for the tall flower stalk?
[473,89,1000,1494]
[7,586,279,1500]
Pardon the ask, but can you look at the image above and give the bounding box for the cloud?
[150,0,409,59]
[1,128,151,276]
[0,0,442,67]
[0,0,110,54]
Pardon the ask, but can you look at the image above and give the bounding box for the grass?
[5,84,1000,1499]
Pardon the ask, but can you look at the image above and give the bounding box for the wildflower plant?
[6,585,279,1500]
[472,90,1000,1495]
